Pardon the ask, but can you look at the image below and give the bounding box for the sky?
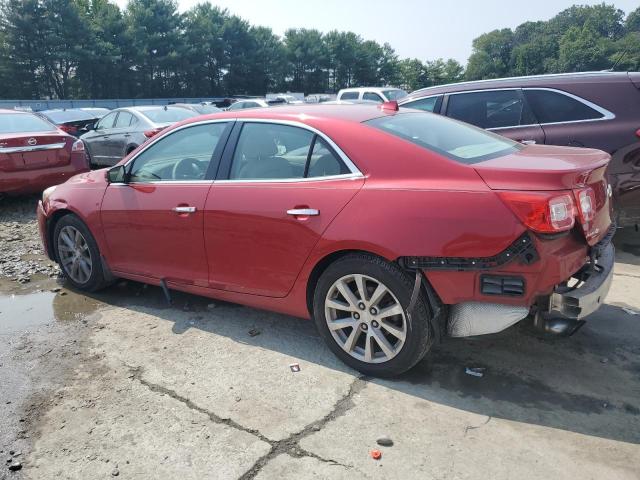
[112,0,639,64]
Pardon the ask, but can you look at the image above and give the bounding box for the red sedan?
[37,103,615,376]
[0,109,90,195]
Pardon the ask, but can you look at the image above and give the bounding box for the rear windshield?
[139,107,196,124]
[0,113,56,133]
[365,113,521,164]
[190,104,221,114]
[382,89,408,101]
[41,110,93,123]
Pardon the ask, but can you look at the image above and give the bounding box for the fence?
[0,97,230,111]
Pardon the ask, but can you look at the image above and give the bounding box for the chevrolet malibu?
[1,109,89,195]
[37,103,615,376]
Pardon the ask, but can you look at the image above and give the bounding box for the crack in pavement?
[126,365,367,479]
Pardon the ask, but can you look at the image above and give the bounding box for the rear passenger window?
[115,112,133,128]
[363,92,383,103]
[402,96,442,113]
[229,123,348,180]
[307,138,349,177]
[523,89,604,123]
[447,90,535,129]
[340,92,359,100]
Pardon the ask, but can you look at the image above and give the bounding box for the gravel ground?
[0,196,59,283]
[1,195,639,480]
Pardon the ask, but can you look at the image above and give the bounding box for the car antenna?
[609,47,629,71]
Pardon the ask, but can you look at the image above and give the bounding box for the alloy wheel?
[324,274,407,364]
[57,225,93,284]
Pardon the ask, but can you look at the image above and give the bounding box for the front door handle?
[287,208,319,216]
[172,206,197,213]
[520,139,536,145]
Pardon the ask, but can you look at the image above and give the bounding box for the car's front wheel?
[313,253,435,377]
[53,214,109,292]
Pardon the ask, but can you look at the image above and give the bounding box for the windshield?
[365,112,521,164]
[383,89,408,101]
[41,110,93,123]
[0,113,56,133]
[140,107,197,124]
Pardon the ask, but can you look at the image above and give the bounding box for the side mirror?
[106,165,126,184]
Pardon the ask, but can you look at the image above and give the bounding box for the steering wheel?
[172,157,204,180]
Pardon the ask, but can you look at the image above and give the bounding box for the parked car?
[226,98,286,111]
[36,108,110,137]
[0,109,89,195]
[38,103,614,376]
[172,103,222,115]
[399,71,640,228]
[337,87,408,103]
[80,106,198,166]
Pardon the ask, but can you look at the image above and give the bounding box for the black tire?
[313,253,435,377]
[53,214,110,292]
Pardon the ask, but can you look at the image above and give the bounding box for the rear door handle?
[287,208,319,216]
[172,206,197,213]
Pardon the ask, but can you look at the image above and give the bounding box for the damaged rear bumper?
[547,242,614,320]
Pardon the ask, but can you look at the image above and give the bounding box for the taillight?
[497,191,576,233]
[71,139,85,152]
[144,128,163,138]
[59,125,77,134]
[574,186,596,225]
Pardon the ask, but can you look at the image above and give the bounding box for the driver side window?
[129,123,228,182]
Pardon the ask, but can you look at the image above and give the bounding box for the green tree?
[397,58,428,91]
[182,3,227,96]
[284,28,327,93]
[465,28,514,80]
[125,0,184,97]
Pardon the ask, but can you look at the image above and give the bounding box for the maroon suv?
[399,71,640,227]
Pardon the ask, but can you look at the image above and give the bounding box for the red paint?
[0,110,89,195]
[37,105,612,320]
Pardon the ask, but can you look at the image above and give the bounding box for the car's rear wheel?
[53,214,109,292]
[313,253,434,377]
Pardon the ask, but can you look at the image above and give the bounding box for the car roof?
[339,87,400,93]
[122,105,185,112]
[180,103,395,126]
[405,71,635,98]
[0,109,31,115]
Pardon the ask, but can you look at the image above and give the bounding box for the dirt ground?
[1,195,639,480]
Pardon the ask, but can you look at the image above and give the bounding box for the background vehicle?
[80,106,198,166]
[400,71,640,228]
[38,104,613,376]
[36,108,110,137]
[172,103,222,115]
[226,98,296,111]
[0,109,89,195]
[337,87,408,103]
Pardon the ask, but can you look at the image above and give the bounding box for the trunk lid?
[0,132,71,173]
[474,144,612,245]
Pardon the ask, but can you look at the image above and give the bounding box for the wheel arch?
[305,248,396,316]
[46,208,75,262]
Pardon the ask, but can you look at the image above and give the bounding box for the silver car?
[80,106,198,166]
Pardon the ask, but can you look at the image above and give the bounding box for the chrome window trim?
[119,117,363,184]
[521,87,615,125]
[228,118,363,179]
[413,87,615,130]
[0,142,66,154]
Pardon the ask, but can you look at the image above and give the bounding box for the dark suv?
[400,71,640,227]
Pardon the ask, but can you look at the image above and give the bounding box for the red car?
[0,109,90,195]
[37,103,614,376]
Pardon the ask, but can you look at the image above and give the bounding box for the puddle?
[0,276,103,334]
